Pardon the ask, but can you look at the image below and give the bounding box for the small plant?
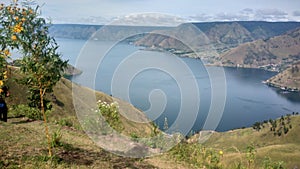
[130,132,139,141]
[246,145,256,169]
[51,129,63,148]
[263,156,286,169]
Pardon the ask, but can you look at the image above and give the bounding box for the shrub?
[263,157,286,169]
[170,143,222,168]
[252,122,262,131]
[55,118,73,127]
[10,104,41,120]
[96,100,124,133]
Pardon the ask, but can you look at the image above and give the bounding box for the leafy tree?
[0,1,67,157]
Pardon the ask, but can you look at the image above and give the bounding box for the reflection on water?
[272,88,300,103]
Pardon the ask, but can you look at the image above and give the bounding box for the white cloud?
[51,16,110,25]
[256,9,288,16]
[2,0,300,24]
[241,8,254,14]
[214,13,242,21]
[255,9,289,21]
[188,14,214,22]
[110,13,186,26]
[188,8,292,22]
[293,10,300,16]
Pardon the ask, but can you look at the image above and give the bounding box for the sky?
[3,0,300,25]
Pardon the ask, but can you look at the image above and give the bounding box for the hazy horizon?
[2,0,300,26]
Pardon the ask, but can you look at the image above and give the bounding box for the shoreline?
[263,80,300,92]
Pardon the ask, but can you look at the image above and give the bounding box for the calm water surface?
[57,38,300,133]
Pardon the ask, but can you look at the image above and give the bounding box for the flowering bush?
[96,100,124,133]
[0,50,9,94]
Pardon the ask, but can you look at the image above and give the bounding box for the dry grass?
[202,115,300,168]
[0,119,157,168]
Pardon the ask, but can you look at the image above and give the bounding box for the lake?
[57,38,300,134]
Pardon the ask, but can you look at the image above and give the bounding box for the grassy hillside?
[0,67,190,168]
[187,114,300,168]
[6,66,155,137]
[2,66,300,168]
[2,114,299,168]
[0,119,160,168]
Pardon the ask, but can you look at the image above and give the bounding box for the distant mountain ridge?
[49,24,170,41]
[134,21,300,55]
[193,21,300,40]
[49,24,102,39]
[220,27,300,69]
[49,22,300,71]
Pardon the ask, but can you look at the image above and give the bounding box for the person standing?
[0,86,9,122]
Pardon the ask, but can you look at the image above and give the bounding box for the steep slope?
[134,21,300,58]
[6,67,155,137]
[135,22,254,56]
[205,22,253,45]
[135,23,209,51]
[220,27,300,69]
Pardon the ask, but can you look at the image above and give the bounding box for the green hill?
[1,67,300,168]
[5,66,155,137]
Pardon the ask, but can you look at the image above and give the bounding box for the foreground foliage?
[0,0,67,157]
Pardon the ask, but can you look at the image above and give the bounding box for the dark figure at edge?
[0,86,9,122]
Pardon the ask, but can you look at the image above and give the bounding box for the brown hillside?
[220,28,300,69]
[266,62,300,91]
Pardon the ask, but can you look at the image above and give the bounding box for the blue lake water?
[57,38,300,133]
